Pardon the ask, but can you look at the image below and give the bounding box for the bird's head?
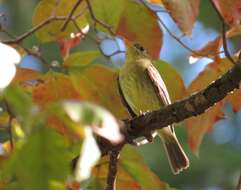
[125,40,149,61]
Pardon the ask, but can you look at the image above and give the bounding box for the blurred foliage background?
[0,0,240,189]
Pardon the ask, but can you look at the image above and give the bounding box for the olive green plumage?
[118,43,189,174]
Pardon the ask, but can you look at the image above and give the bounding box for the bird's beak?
[123,38,132,48]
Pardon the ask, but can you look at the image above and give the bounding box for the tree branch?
[105,147,122,190]
[99,61,241,154]
[128,61,241,137]
[3,16,69,45]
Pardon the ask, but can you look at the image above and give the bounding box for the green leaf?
[3,127,70,190]
[32,0,88,42]
[3,86,33,132]
[154,60,187,101]
[88,0,125,32]
[64,51,101,68]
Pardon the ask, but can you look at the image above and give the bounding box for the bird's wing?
[146,64,171,106]
[146,65,171,105]
[117,76,137,118]
[146,64,175,133]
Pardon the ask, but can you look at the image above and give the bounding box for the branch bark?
[105,147,122,190]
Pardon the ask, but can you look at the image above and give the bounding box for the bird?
[118,42,189,174]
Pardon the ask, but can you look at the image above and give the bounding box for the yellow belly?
[119,63,164,115]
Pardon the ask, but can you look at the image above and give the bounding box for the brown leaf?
[162,0,200,35]
[117,1,163,59]
[212,0,241,27]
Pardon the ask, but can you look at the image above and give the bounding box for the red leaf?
[212,0,241,27]
[58,33,83,59]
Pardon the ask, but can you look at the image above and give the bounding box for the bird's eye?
[134,43,145,52]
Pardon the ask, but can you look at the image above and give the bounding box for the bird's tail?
[159,128,189,174]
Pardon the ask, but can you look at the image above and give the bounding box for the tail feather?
[160,131,189,174]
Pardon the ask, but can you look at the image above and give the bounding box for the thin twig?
[60,0,84,31]
[85,0,115,35]
[1,28,50,68]
[209,0,236,65]
[4,100,14,150]
[236,173,241,190]
[7,116,14,149]
[139,0,223,58]
[105,147,122,190]
[3,16,72,45]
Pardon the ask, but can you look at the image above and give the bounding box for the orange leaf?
[117,1,162,59]
[47,115,69,136]
[162,0,200,35]
[186,58,234,154]
[13,68,41,83]
[147,0,163,4]
[69,65,128,119]
[32,72,81,106]
[212,0,241,27]
[190,36,222,60]
[186,102,224,155]
[2,141,12,155]
[226,89,241,112]
[227,25,241,38]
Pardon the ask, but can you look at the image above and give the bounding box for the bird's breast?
[119,64,162,115]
